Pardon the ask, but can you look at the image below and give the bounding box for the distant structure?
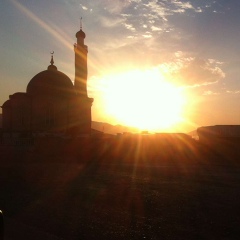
[1,24,93,135]
[197,125,240,142]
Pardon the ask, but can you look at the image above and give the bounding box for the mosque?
[1,24,93,136]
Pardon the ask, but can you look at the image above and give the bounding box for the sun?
[101,68,186,132]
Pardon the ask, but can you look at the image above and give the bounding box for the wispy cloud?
[100,16,124,27]
[171,0,203,13]
[226,90,240,94]
[80,4,88,11]
[151,25,162,31]
[123,23,136,31]
[203,90,219,95]
[158,56,225,88]
[142,34,152,38]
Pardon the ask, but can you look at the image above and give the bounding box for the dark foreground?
[0,137,240,239]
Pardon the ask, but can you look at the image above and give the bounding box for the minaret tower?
[73,19,93,134]
[74,18,88,96]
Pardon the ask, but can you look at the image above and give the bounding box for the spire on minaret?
[80,17,82,30]
[76,18,86,41]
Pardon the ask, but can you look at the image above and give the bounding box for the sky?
[1,0,240,133]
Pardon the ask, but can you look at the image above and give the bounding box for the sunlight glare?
[102,69,186,131]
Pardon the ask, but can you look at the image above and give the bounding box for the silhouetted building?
[197,125,240,142]
[1,25,93,135]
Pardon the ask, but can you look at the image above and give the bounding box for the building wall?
[2,93,92,135]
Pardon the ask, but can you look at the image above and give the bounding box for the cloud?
[142,34,152,38]
[77,0,228,84]
[144,1,169,22]
[80,4,88,10]
[151,25,162,31]
[144,0,204,19]
[100,16,124,27]
[226,90,240,94]
[123,23,136,31]
[86,0,209,49]
[172,1,195,10]
[101,0,132,14]
[203,90,219,95]
[158,56,225,87]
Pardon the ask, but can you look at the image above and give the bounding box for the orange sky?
[1,0,240,133]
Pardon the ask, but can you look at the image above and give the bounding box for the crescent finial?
[50,51,54,65]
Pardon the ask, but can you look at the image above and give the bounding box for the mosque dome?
[26,63,75,98]
[2,99,11,108]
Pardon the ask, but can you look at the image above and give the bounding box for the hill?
[91,121,139,135]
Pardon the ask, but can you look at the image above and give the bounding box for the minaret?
[73,19,93,134]
[74,18,88,96]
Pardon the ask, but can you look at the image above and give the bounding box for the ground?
[0,138,240,239]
